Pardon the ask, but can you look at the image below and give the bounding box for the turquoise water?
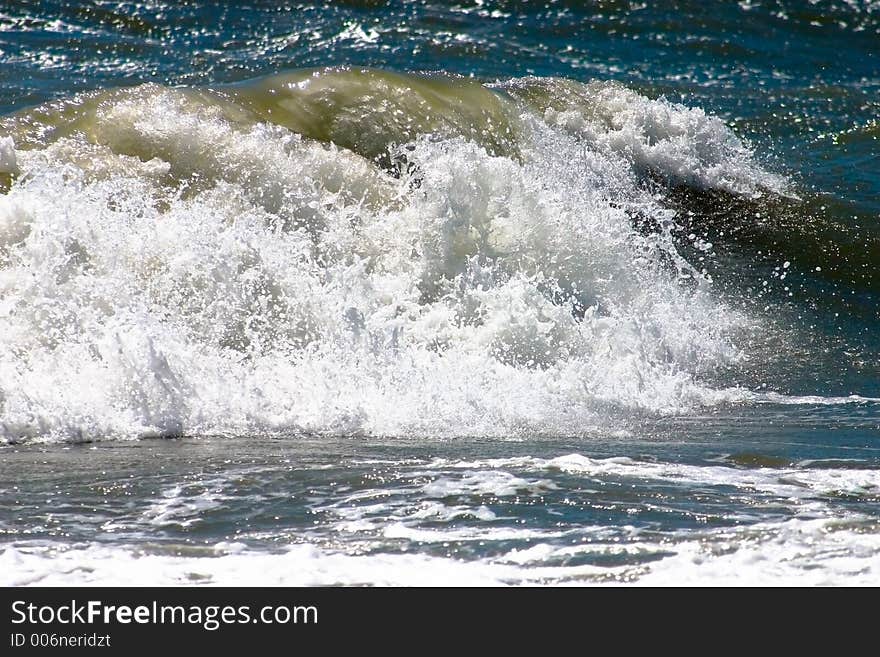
[1,1,878,584]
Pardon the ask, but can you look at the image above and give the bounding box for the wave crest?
[0,69,785,442]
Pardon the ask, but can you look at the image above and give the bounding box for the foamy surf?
[0,69,799,443]
[3,450,878,586]
[4,521,879,587]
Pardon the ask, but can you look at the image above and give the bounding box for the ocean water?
[0,1,878,585]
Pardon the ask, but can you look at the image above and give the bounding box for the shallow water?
[4,408,879,585]
[1,1,878,585]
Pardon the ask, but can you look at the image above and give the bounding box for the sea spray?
[0,70,783,443]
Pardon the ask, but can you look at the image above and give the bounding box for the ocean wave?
[0,69,804,442]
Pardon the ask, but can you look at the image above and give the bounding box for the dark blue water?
[1,1,879,585]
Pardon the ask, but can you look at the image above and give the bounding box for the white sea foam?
[432,453,880,499]
[631,517,880,586]
[0,135,16,173]
[0,76,801,443]
[421,471,556,498]
[507,79,789,196]
[4,514,878,586]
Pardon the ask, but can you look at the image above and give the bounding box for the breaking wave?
[0,67,799,442]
